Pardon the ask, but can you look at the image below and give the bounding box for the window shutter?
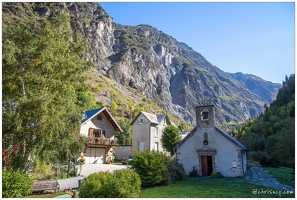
[88,128,94,138]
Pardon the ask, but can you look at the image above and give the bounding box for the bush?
[79,169,141,198]
[130,150,170,186]
[2,169,33,198]
[112,169,141,197]
[249,151,268,161]
[211,172,224,178]
[30,159,55,180]
[188,167,198,177]
[164,159,186,185]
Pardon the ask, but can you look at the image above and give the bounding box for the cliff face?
[3,2,281,125]
[105,23,280,124]
[66,2,114,63]
[230,72,281,103]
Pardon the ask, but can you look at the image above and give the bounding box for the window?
[164,118,167,126]
[155,127,159,137]
[201,109,209,121]
[138,142,144,152]
[94,129,105,138]
[139,118,144,124]
[203,132,209,145]
[154,142,159,151]
[97,115,102,120]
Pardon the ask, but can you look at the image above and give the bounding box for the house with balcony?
[131,111,172,153]
[80,107,122,164]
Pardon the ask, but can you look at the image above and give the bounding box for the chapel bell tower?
[196,105,215,129]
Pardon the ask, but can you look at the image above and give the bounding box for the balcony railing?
[89,137,118,145]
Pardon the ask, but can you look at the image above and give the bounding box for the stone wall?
[115,145,132,160]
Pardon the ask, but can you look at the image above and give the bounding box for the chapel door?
[201,156,208,176]
[201,155,213,176]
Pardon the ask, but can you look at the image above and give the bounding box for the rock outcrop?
[3,2,281,125]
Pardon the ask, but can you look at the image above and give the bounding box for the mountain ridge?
[2,2,282,125]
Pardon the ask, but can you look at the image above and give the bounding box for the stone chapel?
[174,105,248,177]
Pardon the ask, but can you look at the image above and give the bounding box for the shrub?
[164,159,186,185]
[188,167,198,177]
[30,159,55,180]
[112,169,141,197]
[211,172,224,178]
[79,169,141,198]
[2,169,33,198]
[131,150,170,186]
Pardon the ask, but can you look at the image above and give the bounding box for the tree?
[161,125,182,156]
[2,11,93,170]
[115,119,132,145]
[179,121,193,132]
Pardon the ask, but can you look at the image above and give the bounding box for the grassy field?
[24,166,295,198]
[264,167,295,187]
[139,166,295,198]
[139,179,295,198]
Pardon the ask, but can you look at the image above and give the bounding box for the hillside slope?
[2,2,281,125]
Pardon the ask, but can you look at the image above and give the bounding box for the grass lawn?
[139,179,295,198]
[264,167,295,187]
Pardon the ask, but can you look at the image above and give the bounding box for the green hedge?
[164,159,186,184]
[2,169,33,198]
[130,150,170,186]
[79,169,141,198]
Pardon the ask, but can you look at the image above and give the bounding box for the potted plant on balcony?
[104,139,109,145]
[95,138,100,144]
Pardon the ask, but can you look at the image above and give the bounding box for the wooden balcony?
[89,137,118,145]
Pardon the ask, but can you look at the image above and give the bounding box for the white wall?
[176,127,245,177]
[115,146,132,160]
[80,112,115,139]
[132,113,150,153]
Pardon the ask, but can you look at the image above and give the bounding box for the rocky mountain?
[2,2,281,125]
[229,72,281,103]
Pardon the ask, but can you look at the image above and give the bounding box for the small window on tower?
[139,118,144,124]
[201,109,209,121]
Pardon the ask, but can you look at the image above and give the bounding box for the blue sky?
[100,2,295,84]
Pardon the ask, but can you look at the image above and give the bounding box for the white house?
[131,111,172,153]
[174,105,248,177]
[80,107,122,164]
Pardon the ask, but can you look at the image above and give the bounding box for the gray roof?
[174,126,248,151]
[214,127,248,150]
[131,111,171,125]
[157,114,166,124]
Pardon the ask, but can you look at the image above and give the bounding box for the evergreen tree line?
[230,74,295,168]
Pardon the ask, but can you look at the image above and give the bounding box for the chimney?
[195,105,215,129]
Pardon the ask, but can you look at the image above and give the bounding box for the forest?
[230,74,295,168]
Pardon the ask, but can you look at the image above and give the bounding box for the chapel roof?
[174,126,248,151]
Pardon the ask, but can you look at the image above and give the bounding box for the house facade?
[174,105,248,177]
[131,111,171,153]
[80,107,122,164]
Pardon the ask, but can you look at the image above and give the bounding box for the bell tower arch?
[195,105,215,129]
